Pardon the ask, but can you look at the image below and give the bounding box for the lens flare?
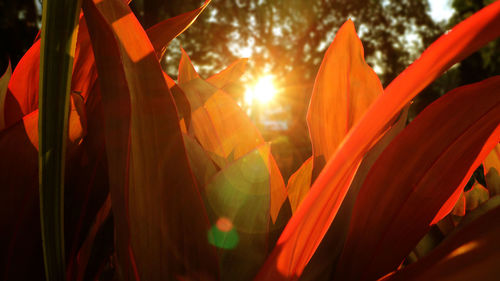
[207,217,239,249]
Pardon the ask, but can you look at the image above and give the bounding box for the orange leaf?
[335,76,500,281]
[146,0,210,58]
[179,48,200,84]
[286,156,313,213]
[83,0,219,280]
[206,58,248,89]
[301,106,409,281]
[255,3,500,280]
[178,54,287,223]
[306,19,382,176]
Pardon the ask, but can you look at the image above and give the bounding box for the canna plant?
[0,0,500,281]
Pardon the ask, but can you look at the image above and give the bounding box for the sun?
[244,75,278,106]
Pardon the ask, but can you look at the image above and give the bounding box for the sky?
[429,0,454,22]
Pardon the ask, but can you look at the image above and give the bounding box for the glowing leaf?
[256,3,500,279]
[179,48,200,84]
[147,0,210,58]
[301,106,409,281]
[178,59,287,222]
[307,19,382,176]
[335,76,500,281]
[207,58,248,89]
[287,156,313,213]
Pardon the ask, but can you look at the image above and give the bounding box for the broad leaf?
[306,19,382,177]
[255,3,500,280]
[178,54,287,222]
[301,106,409,281]
[335,76,500,281]
[83,0,219,280]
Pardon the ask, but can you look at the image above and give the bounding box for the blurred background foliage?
[1,0,499,180]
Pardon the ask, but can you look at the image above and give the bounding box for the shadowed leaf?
[0,61,12,130]
[38,0,82,279]
[483,144,500,196]
[83,0,219,280]
[382,204,500,281]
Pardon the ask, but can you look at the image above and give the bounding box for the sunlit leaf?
[301,106,409,281]
[146,0,210,58]
[306,19,382,177]
[83,0,219,280]
[335,76,500,281]
[206,58,248,89]
[179,48,200,84]
[178,55,287,222]
[256,3,500,280]
[286,156,313,213]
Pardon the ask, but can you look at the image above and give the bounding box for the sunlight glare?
[244,75,278,105]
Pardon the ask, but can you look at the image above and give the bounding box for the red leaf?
[83,0,218,280]
[255,2,500,279]
[381,204,500,281]
[73,195,111,281]
[335,76,500,281]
